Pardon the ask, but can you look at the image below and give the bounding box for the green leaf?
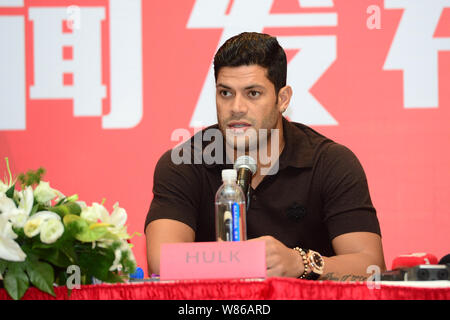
[55,197,66,206]
[49,201,82,218]
[12,226,26,239]
[54,268,69,286]
[103,271,124,283]
[66,201,82,215]
[25,260,55,297]
[3,262,29,300]
[17,167,46,187]
[30,203,39,216]
[5,184,15,199]
[0,259,7,275]
[78,246,114,282]
[30,247,72,268]
[75,226,110,242]
[60,245,77,265]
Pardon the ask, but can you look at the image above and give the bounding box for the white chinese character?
[104,0,143,129]
[0,0,143,131]
[0,15,26,130]
[187,0,338,127]
[29,7,106,117]
[384,0,450,108]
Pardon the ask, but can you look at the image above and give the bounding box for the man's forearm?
[319,252,386,281]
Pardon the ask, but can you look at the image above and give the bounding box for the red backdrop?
[1,0,449,276]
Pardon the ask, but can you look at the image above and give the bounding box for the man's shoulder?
[285,120,335,158]
[287,120,332,144]
[285,119,361,168]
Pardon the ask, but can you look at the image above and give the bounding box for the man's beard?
[222,128,271,153]
[218,109,279,155]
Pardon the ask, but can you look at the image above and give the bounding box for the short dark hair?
[213,32,287,94]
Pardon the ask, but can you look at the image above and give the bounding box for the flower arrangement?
[0,159,138,300]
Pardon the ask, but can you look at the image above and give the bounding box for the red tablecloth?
[1,278,449,300]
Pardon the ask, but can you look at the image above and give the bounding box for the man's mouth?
[227,122,252,134]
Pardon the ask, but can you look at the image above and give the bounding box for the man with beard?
[145,32,385,281]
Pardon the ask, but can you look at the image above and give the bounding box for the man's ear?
[277,86,292,113]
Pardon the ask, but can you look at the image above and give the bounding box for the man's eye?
[220,90,232,97]
[248,90,261,98]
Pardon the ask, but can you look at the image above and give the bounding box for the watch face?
[312,253,323,268]
[308,251,324,272]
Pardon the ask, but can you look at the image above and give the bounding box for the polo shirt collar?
[278,117,315,170]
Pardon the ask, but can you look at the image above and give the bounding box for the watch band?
[305,268,321,280]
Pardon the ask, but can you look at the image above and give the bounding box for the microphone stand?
[236,167,252,211]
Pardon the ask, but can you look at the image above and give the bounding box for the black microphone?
[234,156,257,210]
[380,253,450,281]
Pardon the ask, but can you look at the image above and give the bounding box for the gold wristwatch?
[294,247,324,280]
[305,249,324,280]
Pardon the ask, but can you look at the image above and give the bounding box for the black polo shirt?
[145,117,381,257]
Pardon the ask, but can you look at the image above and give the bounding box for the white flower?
[0,192,29,228]
[109,248,122,271]
[98,202,130,240]
[108,241,134,272]
[8,210,28,229]
[0,192,16,214]
[23,211,62,241]
[40,219,64,244]
[76,201,87,209]
[0,214,26,262]
[8,186,34,228]
[81,202,108,223]
[100,202,127,228]
[19,187,34,213]
[23,218,41,238]
[34,181,58,204]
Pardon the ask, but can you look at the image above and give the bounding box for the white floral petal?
[24,218,42,238]
[34,181,57,203]
[76,201,87,209]
[110,206,127,228]
[28,210,61,222]
[81,205,101,223]
[0,182,8,193]
[0,215,18,239]
[19,186,34,217]
[0,237,27,261]
[0,193,16,214]
[109,248,122,271]
[40,219,64,244]
[9,210,28,228]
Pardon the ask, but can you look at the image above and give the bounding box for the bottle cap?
[130,267,144,279]
[222,169,237,182]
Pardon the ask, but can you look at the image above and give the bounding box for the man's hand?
[249,236,303,278]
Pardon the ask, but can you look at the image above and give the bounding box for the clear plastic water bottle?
[215,169,247,241]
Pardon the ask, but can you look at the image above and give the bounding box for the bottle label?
[232,202,240,241]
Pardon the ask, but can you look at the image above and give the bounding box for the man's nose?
[231,93,247,115]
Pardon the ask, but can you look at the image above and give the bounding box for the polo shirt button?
[252,195,257,201]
